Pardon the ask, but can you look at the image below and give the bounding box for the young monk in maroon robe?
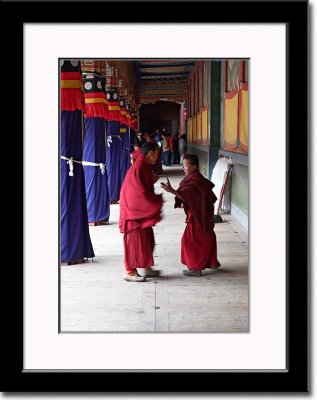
[119,142,163,282]
[160,153,220,277]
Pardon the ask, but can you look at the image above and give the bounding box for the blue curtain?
[83,117,110,223]
[106,120,121,202]
[61,110,95,262]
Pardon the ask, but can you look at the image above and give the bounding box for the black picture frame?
[5,0,308,393]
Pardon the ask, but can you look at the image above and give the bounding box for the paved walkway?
[61,165,248,332]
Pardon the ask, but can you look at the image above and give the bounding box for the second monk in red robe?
[161,153,220,276]
[119,142,163,282]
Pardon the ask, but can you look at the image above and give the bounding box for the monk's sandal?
[143,268,160,277]
[123,272,146,282]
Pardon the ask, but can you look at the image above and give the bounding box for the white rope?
[82,161,106,175]
[61,156,106,176]
[61,156,82,176]
[106,136,112,147]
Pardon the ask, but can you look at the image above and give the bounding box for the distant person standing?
[119,142,163,282]
[161,131,171,166]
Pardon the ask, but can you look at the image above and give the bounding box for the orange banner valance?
[61,69,86,112]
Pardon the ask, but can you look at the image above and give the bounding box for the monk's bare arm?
[153,174,160,184]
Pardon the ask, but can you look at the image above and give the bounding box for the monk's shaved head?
[142,142,159,155]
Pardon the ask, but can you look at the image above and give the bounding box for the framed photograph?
[5,0,308,393]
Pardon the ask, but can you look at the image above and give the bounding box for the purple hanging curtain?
[119,125,131,186]
[61,110,95,262]
[106,120,121,202]
[83,117,110,223]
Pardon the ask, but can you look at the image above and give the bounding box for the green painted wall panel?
[231,163,248,214]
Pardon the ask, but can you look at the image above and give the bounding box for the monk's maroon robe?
[119,155,163,272]
[175,171,218,270]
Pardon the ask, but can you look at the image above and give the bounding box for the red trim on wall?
[224,141,238,151]
[191,77,193,117]
[224,88,239,99]
[206,61,209,109]
[239,61,245,82]
[197,63,200,111]
[202,61,205,108]
[188,76,190,117]
[195,65,198,113]
[240,82,248,91]
[200,62,203,111]
[189,76,191,117]
[200,62,203,110]
[196,67,199,113]
[224,61,228,92]
[237,142,248,154]
[237,83,242,150]
[193,71,196,115]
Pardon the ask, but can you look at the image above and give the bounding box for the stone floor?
[60,165,248,332]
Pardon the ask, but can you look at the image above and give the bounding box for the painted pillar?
[105,63,122,203]
[60,60,95,264]
[82,71,110,225]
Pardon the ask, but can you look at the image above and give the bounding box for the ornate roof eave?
[136,95,187,105]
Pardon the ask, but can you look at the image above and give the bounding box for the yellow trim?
[108,105,120,111]
[120,128,127,133]
[239,89,248,147]
[61,80,81,89]
[224,92,238,145]
[196,112,201,143]
[85,98,107,104]
[201,109,208,142]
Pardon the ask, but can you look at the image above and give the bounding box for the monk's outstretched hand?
[160,177,174,193]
